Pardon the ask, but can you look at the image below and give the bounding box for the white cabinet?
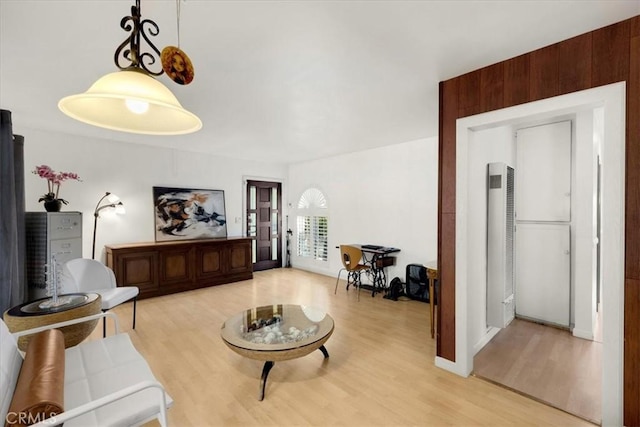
[25,212,82,300]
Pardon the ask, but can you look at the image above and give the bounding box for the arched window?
[296,188,328,261]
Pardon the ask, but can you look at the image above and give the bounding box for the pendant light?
[58,0,202,135]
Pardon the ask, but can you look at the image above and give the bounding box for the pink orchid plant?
[33,165,81,204]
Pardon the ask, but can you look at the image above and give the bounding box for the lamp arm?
[95,203,118,217]
[92,192,114,260]
[93,192,111,216]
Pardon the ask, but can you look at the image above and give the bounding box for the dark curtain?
[0,109,26,314]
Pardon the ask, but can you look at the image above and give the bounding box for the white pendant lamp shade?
[58,70,202,135]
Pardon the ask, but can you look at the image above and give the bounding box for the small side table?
[3,293,101,350]
[425,261,438,339]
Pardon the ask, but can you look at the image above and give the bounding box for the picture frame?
[152,186,227,241]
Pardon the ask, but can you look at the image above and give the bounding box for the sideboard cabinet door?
[111,251,159,299]
[159,246,193,293]
[228,241,252,275]
[196,243,224,282]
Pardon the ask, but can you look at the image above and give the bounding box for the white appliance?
[486,162,515,329]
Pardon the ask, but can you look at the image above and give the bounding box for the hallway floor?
[473,318,602,424]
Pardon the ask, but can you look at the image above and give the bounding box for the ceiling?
[1,1,638,164]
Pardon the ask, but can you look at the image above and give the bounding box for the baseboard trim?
[435,356,469,377]
[572,328,594,341]
[473,327,501,355]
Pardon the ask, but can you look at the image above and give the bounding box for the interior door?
[515,223,571,327]
[247,180,282,271]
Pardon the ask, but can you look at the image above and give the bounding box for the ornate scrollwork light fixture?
[58,0,202,135]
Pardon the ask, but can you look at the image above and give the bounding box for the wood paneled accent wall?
[437,15,639,424]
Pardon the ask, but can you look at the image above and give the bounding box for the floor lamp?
[92,192,125,259]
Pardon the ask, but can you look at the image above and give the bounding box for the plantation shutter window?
[296,188,328,262]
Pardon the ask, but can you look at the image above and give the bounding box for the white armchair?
[62,258,139,337]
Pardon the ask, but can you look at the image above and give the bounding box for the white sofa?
[0,312,172,426]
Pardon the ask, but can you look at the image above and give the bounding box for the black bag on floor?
[384,277,404,301]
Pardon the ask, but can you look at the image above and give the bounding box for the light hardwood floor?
[473,319,602,424]
[88,268,593,426]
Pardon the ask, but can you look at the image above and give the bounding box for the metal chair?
[61,258,139,337]
[334,245,371,300]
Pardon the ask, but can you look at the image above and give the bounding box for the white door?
[515,223,570,327]
[516,121,572,222]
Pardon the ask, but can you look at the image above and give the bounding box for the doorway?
[479,116,602,421]
[442,83,625,426]
[246,180,282,271]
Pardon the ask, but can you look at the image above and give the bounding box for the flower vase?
[44,199,62,212]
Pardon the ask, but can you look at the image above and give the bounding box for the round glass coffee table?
[221,304,334,400]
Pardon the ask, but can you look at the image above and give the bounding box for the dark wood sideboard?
[105,238,253,300]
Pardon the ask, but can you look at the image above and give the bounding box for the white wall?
[572,109,598,340]
[594,107,604,309]
[21,127,287,262]
[288,137,438,282]
[22,126,437,283]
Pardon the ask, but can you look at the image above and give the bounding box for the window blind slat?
[296,215,328,261]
